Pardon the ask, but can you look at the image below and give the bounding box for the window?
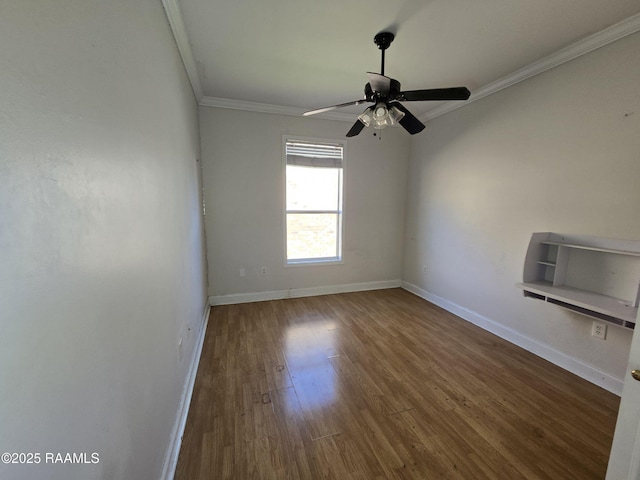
[285,138,344,264]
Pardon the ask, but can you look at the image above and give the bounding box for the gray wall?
[0,2,207,479]
[402,32,640,391]
[200,107,409,300]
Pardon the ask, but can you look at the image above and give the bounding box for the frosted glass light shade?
[358,103,405,129]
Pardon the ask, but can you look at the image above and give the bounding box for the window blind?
[286,140,343,168]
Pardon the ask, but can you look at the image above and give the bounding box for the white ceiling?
[171,0,640,120]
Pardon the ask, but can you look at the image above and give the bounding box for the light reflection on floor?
[284,319,338,412]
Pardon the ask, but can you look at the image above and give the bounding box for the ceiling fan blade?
[389,102,425,135]
[398,87,471,102]
[303,99,370,117]
[346,119,366,137]
[367,72,392,94]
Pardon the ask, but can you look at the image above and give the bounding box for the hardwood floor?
[175,288,620,479]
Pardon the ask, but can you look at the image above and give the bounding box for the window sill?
[286,257,344,267]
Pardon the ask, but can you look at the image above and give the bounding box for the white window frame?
[283,135,346,266]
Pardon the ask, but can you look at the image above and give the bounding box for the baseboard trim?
[209,279,402,306]
[160,301,210,480]
[401,281,624,396]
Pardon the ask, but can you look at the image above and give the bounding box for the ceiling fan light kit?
[304,31,471,137]
[358,103,405,129]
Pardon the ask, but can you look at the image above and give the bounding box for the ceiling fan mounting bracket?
[373,32,395,51]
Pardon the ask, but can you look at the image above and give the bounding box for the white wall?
[0,2,207,479]
[200,108,409,300]
[403,32,640,392]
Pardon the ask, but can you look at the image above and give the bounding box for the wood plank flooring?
[175,288,620,479]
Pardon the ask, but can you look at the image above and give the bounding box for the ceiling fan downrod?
[373,32,394,76]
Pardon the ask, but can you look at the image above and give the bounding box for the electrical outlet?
[261,266,267,276]
[239,268,246,277]
[423,265,427,273]
[591,321,607,340]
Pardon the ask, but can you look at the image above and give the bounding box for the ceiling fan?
[303,32,471,137]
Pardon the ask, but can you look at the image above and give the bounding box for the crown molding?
[161,0,203,101]
[163,3,640,122]
[421,11,640,122]
[199,96,357,122]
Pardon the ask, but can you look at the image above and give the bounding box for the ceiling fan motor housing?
[364,79,401,102]
[387,79,401,97]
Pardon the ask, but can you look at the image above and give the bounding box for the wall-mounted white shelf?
[518,233,640,330]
